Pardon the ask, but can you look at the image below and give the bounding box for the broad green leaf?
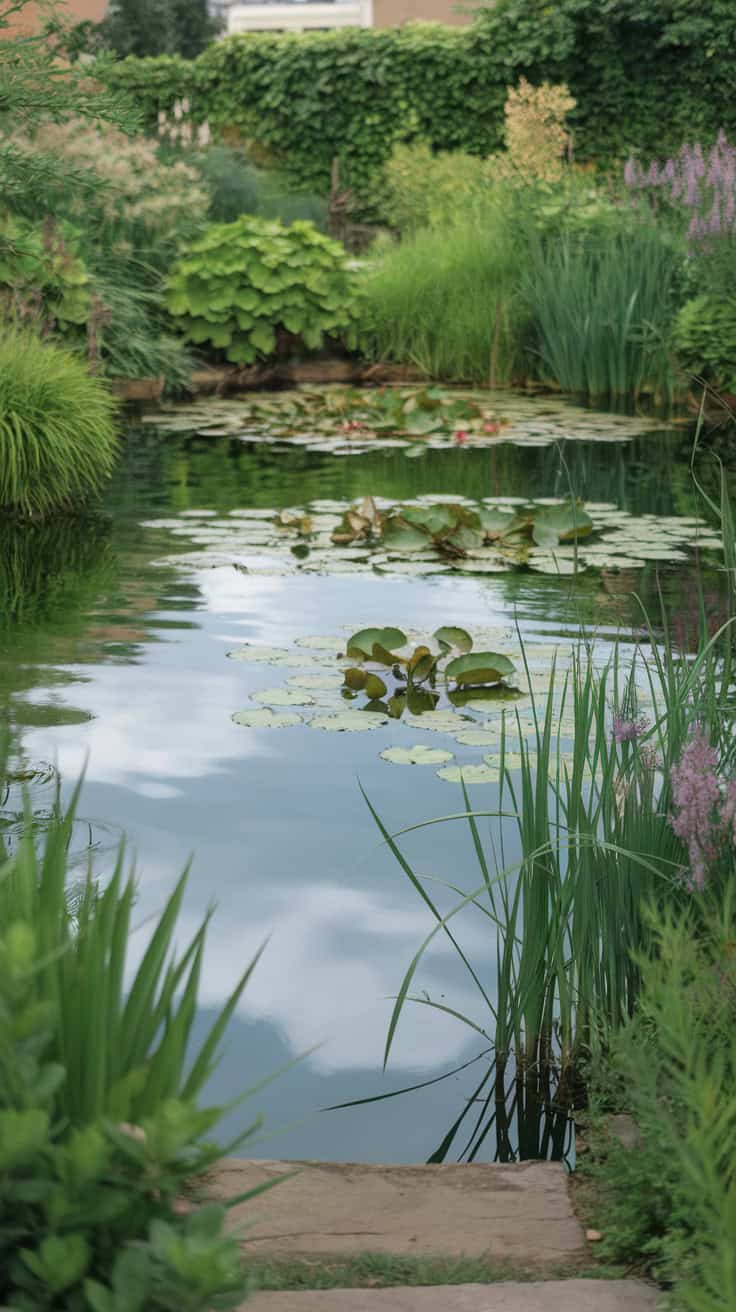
[445,651,516,686]
[346,627,407,659]
[380,745,454,765]
[434,626,473,654]
[532,502,593,547]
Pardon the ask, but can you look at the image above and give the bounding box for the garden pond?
[1,387,730,1164]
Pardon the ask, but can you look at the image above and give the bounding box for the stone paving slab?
[244,1280,661,1312]
[212,1159,585,1264]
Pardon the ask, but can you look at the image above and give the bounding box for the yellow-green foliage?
[487,78,576,184]
[382,143,488,234]
[167,215,358,364]
[0,333,118,518]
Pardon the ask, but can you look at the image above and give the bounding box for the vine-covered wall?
[104,0,736,206]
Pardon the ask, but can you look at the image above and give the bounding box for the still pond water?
[0,395,727,1163]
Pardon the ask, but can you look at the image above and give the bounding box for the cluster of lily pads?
[141,385,668,454]
[145,495,723,580]
[225,626,658,786]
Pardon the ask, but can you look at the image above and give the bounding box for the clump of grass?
[0,332,119,518]
[522,221,682,402]
[357,199,526,385]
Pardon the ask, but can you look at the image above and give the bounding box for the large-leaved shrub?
[166,216,357,364]
[674,294,736,394]
[0,333,118,518]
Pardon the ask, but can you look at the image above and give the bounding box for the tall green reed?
[357,196,527,385]
[356,447,735,1160]
[0,773,261,1126]
[522,221,681,403]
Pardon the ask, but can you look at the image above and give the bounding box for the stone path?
[213,1160,662,1311]
[213,1159,583,1264]
[246,1281,660,1311]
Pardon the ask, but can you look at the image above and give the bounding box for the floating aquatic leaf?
[532,502,594,547]
[437,764,501,785]
[344,667,368,691]
[484,751,536,771]
[232,708,303,728]
[404,710,470,733]
[252,687,315,707]
[453,728,505,746]
[380,744,454,766]
[365,673,388,699]
[295,635,346,651]
[310,711,389,731]
[227,645,290,663]
[434,626,473,654]
[445,651,516,686]
[346,627,407,660]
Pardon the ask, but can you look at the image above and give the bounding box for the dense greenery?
[0,782,268,1312]
[101,2,736,206]
[0,334,118,518]
[584,894,736,1310]
[167,216,357,365]
[98,0,220,60]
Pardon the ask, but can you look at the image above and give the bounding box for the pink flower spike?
[454,430,468,445]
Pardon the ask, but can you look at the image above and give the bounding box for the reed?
[0,773,261,1126]
[357,199,526,385]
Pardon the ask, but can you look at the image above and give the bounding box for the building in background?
[226,0,472,34]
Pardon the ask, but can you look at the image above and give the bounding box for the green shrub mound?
[166,216,357,365]
[674,294,736,395]
[0,334,118,518]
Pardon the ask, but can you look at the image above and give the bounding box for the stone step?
[212,1159,585,1266]
[244,1280,660,1312]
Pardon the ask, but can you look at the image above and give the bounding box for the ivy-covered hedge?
[104,0,736,206]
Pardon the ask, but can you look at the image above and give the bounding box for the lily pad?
[434,626,473,654]
[532,502,594,547]
[437,764,501,785]
[252,688,315,707]
[346,627,407,660]
[232,708,303,729]
[404,711,469,733]
[287,672,345,690]
[445,652,516,686]
[380,744,454,766]
[295,635,346,651]
[310,711,389,731]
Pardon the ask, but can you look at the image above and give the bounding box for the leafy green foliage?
[166,216,358,364]
[0,790,271,1312]
[102,5,736,209]
[189,145,328,230]
[0,333,118,518]
[584,891,736,1309]
[0,215,90,332]
[381,143,490,235]
[674,294,736,394]
[99,0,220,59]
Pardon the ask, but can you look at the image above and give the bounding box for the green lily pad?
[437,764,501,785]
[453,728,506,746]
[295,635,346,651]
[404,710,468,733]
[252,688,315,707]
[532,502,594,547]
[346,627,407,660]
[232,708,303,728]
[434,626,473,654]
[287,672,345,690]
[381,519,430,551]
[445,651,516,686]
[310,711,389,731]
[380,744,454,766]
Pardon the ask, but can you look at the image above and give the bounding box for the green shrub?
[584,892,736,1309]
[674,294,736,394]
[521,221,682,401]
[381,143,489,235]
[0,333,119,518]
[0,215,91,333]
[357,199,526,384]
[101,4,736,210]
[0,784,269,1312]
[192,145,327,231]
[166,215,357,364]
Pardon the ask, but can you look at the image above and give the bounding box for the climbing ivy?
[102,2,736,210]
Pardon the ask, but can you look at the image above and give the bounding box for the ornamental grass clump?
[166,215,358,364]
[0,332,118,518]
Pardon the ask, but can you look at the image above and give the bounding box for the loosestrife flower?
[612,712,648,743]
[669,726,725,889]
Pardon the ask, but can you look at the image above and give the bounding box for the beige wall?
[3,0,107,33]
[373,0,473,26]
